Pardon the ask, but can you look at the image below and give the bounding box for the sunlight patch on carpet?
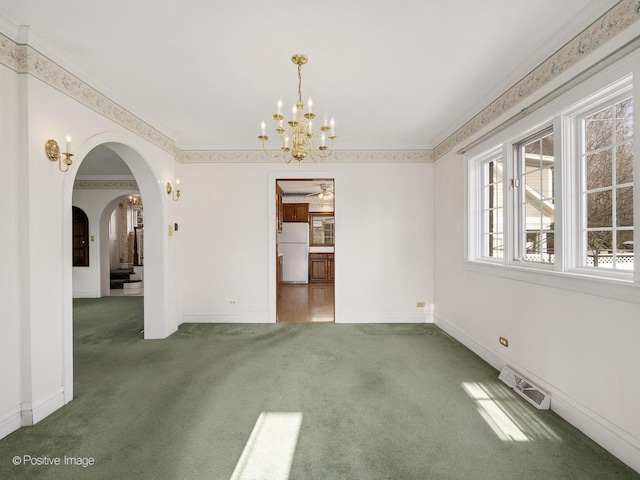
[230,412,303,480]
[462,382,561,442]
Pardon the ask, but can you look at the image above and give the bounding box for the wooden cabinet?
[276,185,284,232]
[283,203,309,223]
[277,254,284,297]
[309,253,334,283]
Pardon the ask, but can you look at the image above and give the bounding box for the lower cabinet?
[277,254,283,296]
[309,253,334,283]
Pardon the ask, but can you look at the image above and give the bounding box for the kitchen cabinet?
[309,253,334,283]
[276,185,284,232]
[283,203,309,223]
[277,254,283,297]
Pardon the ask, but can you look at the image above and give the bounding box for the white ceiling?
[0,0,617,151]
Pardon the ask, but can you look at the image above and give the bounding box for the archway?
[62,132,175,404]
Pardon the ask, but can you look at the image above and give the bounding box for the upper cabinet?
[283,203,309,223]
[309,213,334,246]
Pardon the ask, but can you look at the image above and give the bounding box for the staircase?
[110,266,144,294]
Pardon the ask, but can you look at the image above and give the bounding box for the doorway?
[276,179,335,323]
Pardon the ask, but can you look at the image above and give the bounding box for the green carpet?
[0,297,637,479]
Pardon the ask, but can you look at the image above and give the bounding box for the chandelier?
[259,54,336,163]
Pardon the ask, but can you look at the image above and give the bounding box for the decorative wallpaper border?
[74,180,139,189]
[0,32,174,154]
[176,149,433,163]
[433,0,640,159]
[1,1,639,164]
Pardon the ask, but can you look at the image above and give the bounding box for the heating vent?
[499,366,551,410]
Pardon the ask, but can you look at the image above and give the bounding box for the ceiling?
[277,180,334,196]
[0,0,617,151]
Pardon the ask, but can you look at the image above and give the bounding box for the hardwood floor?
[277,283,334,323]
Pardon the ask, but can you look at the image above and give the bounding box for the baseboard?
[72,291,100,298]
[338,313,433,324]
[433,314,503,371]
[182,313,270,323]
[21,386,65,426]
[0,406,22,440]
[168,320,179,336]
[433,314,640,474]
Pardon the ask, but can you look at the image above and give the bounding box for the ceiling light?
[259,54,336,163]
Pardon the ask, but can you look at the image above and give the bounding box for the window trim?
[513,126,556,269]
[464,54,637,301]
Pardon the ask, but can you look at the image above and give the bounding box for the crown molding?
[74,180,139,190]
[175,149,433,164]
[1,1,639,165]
[0,32,174,155]
[433,0,640,160]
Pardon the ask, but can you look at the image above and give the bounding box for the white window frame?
[566,88,634,279]
[513,126,557,269]
[470,146,505,263]
[464,52,639,303]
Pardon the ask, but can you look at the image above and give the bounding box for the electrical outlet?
[416,301,426,308]
[499,336,509,347]
[229,300,236,305]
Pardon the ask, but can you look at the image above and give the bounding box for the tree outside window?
[583,97,633,270]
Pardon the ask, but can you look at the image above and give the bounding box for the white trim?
[0,406,22,440]
[72,291,100,298]
[464,260,640,304]
[338,313,432,324]
[181,313,270,324]
[21,387,65,426]
[434,313,640,474]
[465,54,637,290]
[433,314,503,371]
[168,320,179,334]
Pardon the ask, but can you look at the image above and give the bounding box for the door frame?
[268,170,341,323]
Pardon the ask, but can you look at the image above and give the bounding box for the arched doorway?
[62,133,175,404]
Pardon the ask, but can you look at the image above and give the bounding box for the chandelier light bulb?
[277,98,283,114]
[261,121,266,135]
[308,97,313,114]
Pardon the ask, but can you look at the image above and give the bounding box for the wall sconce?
[166,179,181,201]
[45,136,73,172]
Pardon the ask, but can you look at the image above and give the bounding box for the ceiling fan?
[306,183,334,199]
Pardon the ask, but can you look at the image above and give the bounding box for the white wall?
[177,161,434,324]
[434,148,640,470]
[0,64,23,437]
[0,69,180,439]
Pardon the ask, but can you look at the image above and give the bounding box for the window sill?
[464,260,640,304]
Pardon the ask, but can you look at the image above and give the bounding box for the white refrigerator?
[278,222,309,283]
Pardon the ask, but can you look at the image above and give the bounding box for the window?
[580,97,633,271]
[480,154,504,259]
[516,129,555,265]
[466,72,635,295]
[72,206,89,267]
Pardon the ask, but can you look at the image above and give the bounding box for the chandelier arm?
[260,141,285,160]
[310,137,337,161]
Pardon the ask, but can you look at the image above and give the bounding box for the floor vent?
[499,366,551,410]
